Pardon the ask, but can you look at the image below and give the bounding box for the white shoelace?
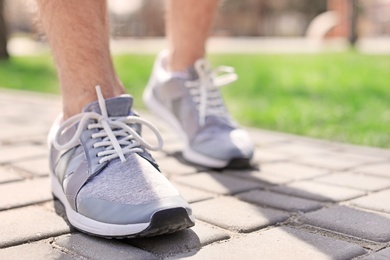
[185,59,237,126]
[53,86,163,164]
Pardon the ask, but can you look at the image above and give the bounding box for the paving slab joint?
[0,199,53,213]
[51,238,89,260]
[344,202,390,216]
[352,246,390,260]
[299,225,386,252]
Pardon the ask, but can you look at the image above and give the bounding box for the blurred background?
[2,0,390,55]
[0,0,389,148]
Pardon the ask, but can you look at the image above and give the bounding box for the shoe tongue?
[205,114,233,127]
[187,59,212,80]
[82,95,134,117]
[187,67,199,81]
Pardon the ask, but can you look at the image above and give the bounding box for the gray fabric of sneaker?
[48,86,194,238]
[144,51,254,168]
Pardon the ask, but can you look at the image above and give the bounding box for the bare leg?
[166,0,220,71]
[37,0,125,119]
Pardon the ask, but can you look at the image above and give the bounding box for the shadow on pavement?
[160,149,388,259]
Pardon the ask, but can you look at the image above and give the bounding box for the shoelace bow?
[185,59,238,126]
[53,86,163,164]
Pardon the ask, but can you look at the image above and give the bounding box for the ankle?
[61,82,126,120]
[167,49,204,72]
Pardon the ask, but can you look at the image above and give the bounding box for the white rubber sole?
[182,148,227,168]
[51,175,150,237]
[143,84,230,168]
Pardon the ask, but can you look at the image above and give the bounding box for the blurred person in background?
[38,0,254,238]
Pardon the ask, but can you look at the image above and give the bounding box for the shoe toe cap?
[77,195,192,225]
[192,128,254,161]
[229,129,255,157]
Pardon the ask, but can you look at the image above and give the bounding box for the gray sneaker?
[144,51,254,168]
[48,86,194,238]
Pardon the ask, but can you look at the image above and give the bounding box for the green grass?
[0,56,58,93]
[211,53,390,149]
[1,52,389,148]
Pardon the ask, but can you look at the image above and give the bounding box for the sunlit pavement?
[8,36,390,56]
[0,89,390,259]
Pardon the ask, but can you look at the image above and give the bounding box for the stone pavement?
[8,37,390,56]
[0,88,390,259]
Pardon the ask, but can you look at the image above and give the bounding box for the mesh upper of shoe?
[148,52,254,161]
[53,86,179,208]
[76,153,179,207]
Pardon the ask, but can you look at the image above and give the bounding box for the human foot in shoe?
[49,86,194,238]
[144,51,254,169]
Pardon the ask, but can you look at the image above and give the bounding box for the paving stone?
[140,112,170,131]
[180,226,365,260]
[224,169,293,185]
[271,180,365,202]
[2,89,390,259]
[336,143,390,159]
[1,133,47,146]
[140,123,170,141]
[127,221,230,257]
[0,145,47,163]
[173,182,215,203]
[236,189,322,212]
[173,172,261,195]
[260,162,328,181]
[149,150,167,160]
[191,197,289,232]
[0,166,23,183]
[355,162,390,178]
[296,152,383,171]
[12,157,50,176]
[0,178,52,210]
[361,248,390,260]
[54,233,156,260]
[0,126,49,141]
[313,172,390,191]
[247,129,290,145]
[0,205,71,248]
[269,142,333,156]
[157,157,198,176]
[0,92,59,110]
[301,206,390,242]
[330,152,384,163]
[160,140,184,155]
[0,239,70,259]
[350,189,390,214]
[252,148,290,163]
